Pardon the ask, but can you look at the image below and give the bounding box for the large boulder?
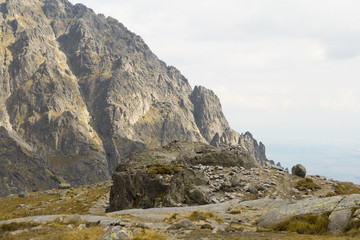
[291,164,306,178]
[258,194,360,235]
[328,209,352,235]
[108,141,258,211]
[257,196,343,228]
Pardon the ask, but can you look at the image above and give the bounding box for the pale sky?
[72,0,360,182]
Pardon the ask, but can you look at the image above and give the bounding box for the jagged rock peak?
[0,0,269,195]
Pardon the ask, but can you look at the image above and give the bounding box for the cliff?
[0,0,268,196]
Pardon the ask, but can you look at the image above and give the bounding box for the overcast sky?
[73,0,360,182]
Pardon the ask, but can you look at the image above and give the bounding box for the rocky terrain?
[0,0,269,196]
[1,158,360,239]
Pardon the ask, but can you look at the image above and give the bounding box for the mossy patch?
[272,213,330,235]
[148,163,183,175]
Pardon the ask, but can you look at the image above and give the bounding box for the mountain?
[0,0,268,196]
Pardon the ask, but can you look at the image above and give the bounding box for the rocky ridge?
[0,0,268,196]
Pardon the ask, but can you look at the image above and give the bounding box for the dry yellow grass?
[327,182,360,196]
[272,213,330,235]
[131,229,167,240]
[0,223,105,240]
[186,211,224,223]
[0,184,110,220]
[296,178,320,191]
[147,163,183,175]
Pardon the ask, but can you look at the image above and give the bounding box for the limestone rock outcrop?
[0,0,268,196]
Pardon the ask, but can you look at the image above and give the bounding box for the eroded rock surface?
[258,194,360,235]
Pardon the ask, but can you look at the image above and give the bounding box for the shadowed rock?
[291,164,306,178]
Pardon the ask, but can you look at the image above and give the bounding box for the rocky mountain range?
[0,0,269,196]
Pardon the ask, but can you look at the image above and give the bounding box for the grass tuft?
[228,208,242,215]
[131,229,167,240]
[273,213,330,235]
[296,178,319,191]
[148,163,183,175]
[186,211,224,223]
[328,182,360,196]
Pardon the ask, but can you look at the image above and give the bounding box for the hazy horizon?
[73,0,360,183]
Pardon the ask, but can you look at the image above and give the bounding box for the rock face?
[108,141,258,211]
[258,194,360,235]
[291,164,307,178]
[0,0,268,196]
[0,126,57,196]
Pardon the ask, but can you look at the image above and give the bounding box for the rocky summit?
[0,0,268,196]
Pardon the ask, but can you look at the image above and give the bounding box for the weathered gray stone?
[169,219,197,230]
[18,192,29,198]
[335,194,360,210]
[258,196,343,228]
[201,223,213,229]
[100,226,133,240]
[212,223,230,234]
[328,209,352,235]
[291,164,307,178]
[61,215,82,225]
[58,183,71,189]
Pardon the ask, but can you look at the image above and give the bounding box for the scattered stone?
[37,201,47,206]
[210,196,219,203]
[169,219,197,230]
[18,192,29,198]
[291,164,306,178]
[246,187,258,194]
[58,183,71,189]
[59,189,69,197]
[100,226,133,240]
[212,223,230,234]
[133,222,149,229]
[45,190,57,195]
[61,215,82,225]
[77,224,86,230]
[17,204,31,209]
[201,223,213,229]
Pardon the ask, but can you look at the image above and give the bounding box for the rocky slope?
[1,164,360,239]
[0,0,268,196]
